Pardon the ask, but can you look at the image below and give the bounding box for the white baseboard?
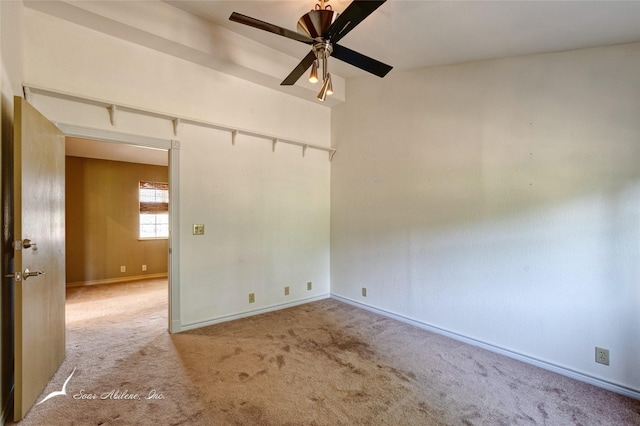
[66,273,168,287]
[331,293,640,401]
[178,293,331,332]
[170,319,182,334]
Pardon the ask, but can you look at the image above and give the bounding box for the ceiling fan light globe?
[326,73,334,95]
[309,60,319,83]
[317,77,330,101]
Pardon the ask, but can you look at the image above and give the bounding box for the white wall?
[22,0,640,398]
[331,43,640,395]
[23,9,331,329]
[179,124,330,325]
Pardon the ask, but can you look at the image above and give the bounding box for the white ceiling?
[166,0,640,79]
[66,137,168,166]
[28,0,640,106]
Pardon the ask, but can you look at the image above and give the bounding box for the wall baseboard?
[178,294,331,332]
[170,319,182,334]
[66,273,168,288]
[331,293,640,401]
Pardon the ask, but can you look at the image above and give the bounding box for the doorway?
[7,99,180,420]
[65,137,169,286]
[56,126,180,334]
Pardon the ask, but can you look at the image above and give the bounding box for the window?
[139,181,169,239]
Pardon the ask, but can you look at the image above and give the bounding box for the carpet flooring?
[10,279,640,425]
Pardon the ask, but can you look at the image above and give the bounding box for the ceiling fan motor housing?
[297,10,338,39]
[312,41,333,60]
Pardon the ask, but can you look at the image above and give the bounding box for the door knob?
[23,268,45,280]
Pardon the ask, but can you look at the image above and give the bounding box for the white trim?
[331,294,640,401]
[178,294,331,332]
[55,123,171,150]
[168,141,180,333]
[53,123,180,334]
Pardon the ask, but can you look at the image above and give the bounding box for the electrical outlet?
[362,287,367,297]
[120,266,126,273]
[142,265,147,271]
[284,286,290,296]
[249,293,255,303]
[307,281,312,291]
[595,347,609,365]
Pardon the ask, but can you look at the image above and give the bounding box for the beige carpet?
[10,279,640,425]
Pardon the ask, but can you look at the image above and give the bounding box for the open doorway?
[64,137,169,323]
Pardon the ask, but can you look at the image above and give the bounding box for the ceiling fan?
[229,0,393,101]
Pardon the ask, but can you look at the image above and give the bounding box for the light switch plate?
[193,224,205,235]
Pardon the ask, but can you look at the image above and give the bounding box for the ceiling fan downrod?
[311,41,333,100]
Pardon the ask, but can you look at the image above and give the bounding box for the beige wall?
[66,156,168,285]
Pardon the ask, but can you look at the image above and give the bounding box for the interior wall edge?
[330,293,640,401]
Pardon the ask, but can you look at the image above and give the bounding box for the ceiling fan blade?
[332,44,392,78]
[230,12,315,45]
[322,0,387,44]
[281,51,317,86]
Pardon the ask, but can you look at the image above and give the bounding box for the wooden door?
[13,96,66,421]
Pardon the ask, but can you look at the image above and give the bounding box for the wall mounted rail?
[23,84,336,161]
